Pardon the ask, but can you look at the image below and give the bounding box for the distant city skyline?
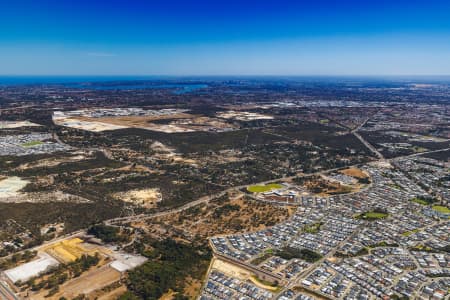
[1,0,450,75]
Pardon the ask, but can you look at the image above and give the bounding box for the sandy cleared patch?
[151,141,175,153]
[217,111,273,121]
[168,116,236,131]
[53,117,128,132]
[0,121,41,129]
[0,190,92,204]
[79,114,235,133]
[54,109,236,133]
[55,115,196,133]
[160,289,176,300]
[370,160,393,168]
[212,258,251,281]
[78,113,193,126]
[183,276,203,299]
[117,164,152,173]
[150,142,198,165]
[339,168,368,179]
[0,176,29,198]
[140,123,196,133]
[17,155,87,170]
[115,188,162,208]
[169,154,197,165]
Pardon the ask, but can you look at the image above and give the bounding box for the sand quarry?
[53,109,236,133]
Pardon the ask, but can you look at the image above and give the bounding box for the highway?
[352,131,384,159]
[350,116,384,160]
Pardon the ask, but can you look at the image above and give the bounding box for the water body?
[0,76,208,94]
[65,82,208,93]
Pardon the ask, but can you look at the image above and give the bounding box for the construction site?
[0,234,146,300]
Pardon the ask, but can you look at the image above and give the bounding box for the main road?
[104,145,448,226]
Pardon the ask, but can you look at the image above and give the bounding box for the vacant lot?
[339,168,368,179]
[294,175,354,196]
[114,188,162,208]
[212,258,251,280]
[30,266,121,300]
[355,211,389,220]
[144,195,295,240]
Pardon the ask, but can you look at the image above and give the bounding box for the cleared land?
[211,258,251,281]
[30,266,121,300]
[355,211,389,220]
[55,112,236,133]
[217,111,273,121]
[0,121,41,129]
[141,195,294,241]
[16,154,88,170]
[0,177,29,198]
[53,117,128,132]
[339,167,368,179]
[77,113,193,126]
[114,188,162,208]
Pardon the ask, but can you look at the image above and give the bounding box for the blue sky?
[1,0,450,75]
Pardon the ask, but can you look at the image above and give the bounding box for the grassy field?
[411,198,429,205]
[432,205,450,214]
[21,141,44,147]
[365,212,388,219]
[247,183,283,193]
[355,211,389,220]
